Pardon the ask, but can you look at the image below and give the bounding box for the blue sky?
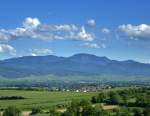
[0,0,150,63]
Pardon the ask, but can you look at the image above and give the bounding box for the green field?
[0,90,98,110]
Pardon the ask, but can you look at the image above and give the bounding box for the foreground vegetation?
[0,87,150,116]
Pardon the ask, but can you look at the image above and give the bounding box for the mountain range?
[0,53,150,79]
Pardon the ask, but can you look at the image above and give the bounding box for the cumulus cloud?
[0,17,94,42]
[0,44,16,55]
[81,42,101,49]
[118,24,150,40]
[87,19,96,26]
[29,48,53,56]
[23,17,40,29]
[101,28,110,34]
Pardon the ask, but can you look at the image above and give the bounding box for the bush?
[30,107,42,115]
[82,106,109,116]
[135,95,150,107]
[143,108,150,116]
[49,108,61,116]
[97,93,107,103]
[64,100,81,116]
[3,106,21,116]
[79,99,91,107]
[62,99,109,116]
[91,96,97,103]
[108,92,123,105]
[133,108,143,116]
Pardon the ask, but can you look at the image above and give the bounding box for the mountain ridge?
[0,53,150,79]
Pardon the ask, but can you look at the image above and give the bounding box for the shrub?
[143,108,150,116]
[108,92,123,105]
[30,107,42,115]
[3,106,21,116]
[133,108,143,116]
[91,96,97,103]
[49,108,61,116]
[82,106,109,116]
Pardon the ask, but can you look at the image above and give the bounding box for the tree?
[108,92,123,105]
[3,106,21,116]
[91,96,97,104]
[97,93,107,103]
[63,100,81,116]
[122,94,128,105]
[63,99,109,116]
[80,99,91,107]
[135,95,150,107]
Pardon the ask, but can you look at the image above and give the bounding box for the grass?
[0,90,98,110]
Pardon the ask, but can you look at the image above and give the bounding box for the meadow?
[0,90,98,110]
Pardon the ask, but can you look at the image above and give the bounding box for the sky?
[0,0,150,63]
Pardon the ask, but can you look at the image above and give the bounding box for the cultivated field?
[0,90,98,110]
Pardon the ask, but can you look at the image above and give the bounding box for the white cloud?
[29,48,53,56]
[0,17,94,42]
[0,30,11,41]
[0,44,16,55]
[54,24,78,31]
[81,42,100,48]
[87,19,96,26]
[101,28,110,34]
[23,17,40,29]
[77,26,94,41]
[118,24,150,40]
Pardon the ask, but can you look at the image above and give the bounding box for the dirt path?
[22,111,31,116]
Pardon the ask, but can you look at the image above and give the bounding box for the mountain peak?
[69,53,108,60]
[68,53,110,65]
